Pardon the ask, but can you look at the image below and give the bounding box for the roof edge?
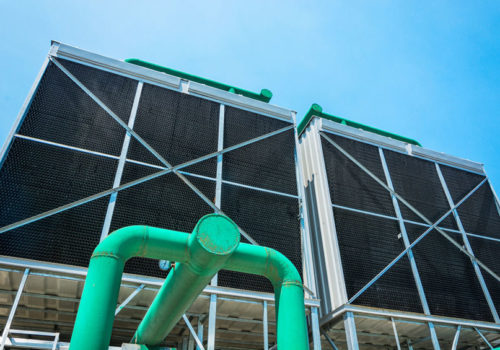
[125,58,273,103]
[298,103,422,147]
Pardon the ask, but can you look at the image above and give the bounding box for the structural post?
[391,318,402,350]
[211,103,225,286]
[100,81,143,241]
[343,312,359,350]
[182,314,205,350]
[0,268,30,350]
[311,307,322,350]
[207,294,217,350]
[451,325,461,350]
[263,300,269,350]
[379,148,441,350]
[196,318,204,350]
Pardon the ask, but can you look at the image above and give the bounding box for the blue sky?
[1,1,499,190]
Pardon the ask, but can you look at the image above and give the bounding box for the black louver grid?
[0,58,301,294]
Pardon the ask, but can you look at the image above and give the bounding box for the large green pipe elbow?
[70,214,308,350]
[226,244,308,349]
[69,225,191,350]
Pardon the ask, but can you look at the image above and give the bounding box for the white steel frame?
[0,42,319,349]
[299,116,500,349]
[0,255,322,350]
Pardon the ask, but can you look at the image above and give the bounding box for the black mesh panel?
[218,183,301,292]
[322,134,395,216]
[127,83,219,177]
[334,209,422,313]
[405,223,493,321]
[0,137,115,266]
[223,129,297,195]
[468,236,500,314]
[19,60,136,156]
[384,150,457,229]
[109,162,215,277]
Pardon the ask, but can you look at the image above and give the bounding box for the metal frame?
[0,257,321,349]
[0,42,319,349]
[435,163,500,323]
[0,268,29,350]
[299,115,500,349]
[101,81,144,241]
[379,148,441,350]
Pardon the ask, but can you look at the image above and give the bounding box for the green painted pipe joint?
[69,214,308,350]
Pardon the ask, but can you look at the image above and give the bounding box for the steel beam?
[391,318,402,350]
[311,307,322,350]
[101,81,143,241]
[115,284,145,316]
[207,294,217,350]
[343,312,359,350]
[379,148,440,350]
[451,325,461,350]
[211,103,225,286]
[435,163,500,323]
[263,301,269,350]
[475,327,493,349]
[196,318,204,350]
[182,314,205,350]
[321,330,339,350]
[0,268,30,350]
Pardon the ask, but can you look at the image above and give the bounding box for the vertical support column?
[343,312,359,350]
[379,148,441,350]
[207,294,217,350]
[211,103,225,286]
[293,111,317,296]
[311,307,322,350]
[100,81,144,241]
[181,336,189,350]
[263,301,269,350]
[0,268,29,350]
[435,163,500,323]
[391,318,402,350]
[451,325,461,350]
[196,318,204,350]
[300,119,349,311]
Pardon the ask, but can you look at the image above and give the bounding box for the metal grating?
[127,83,220,177]
[19,60,136,156]
[441,165,500,239]
[218,183,302,293]
[405,223,493,321]
[0,138,114,266]
[333,209,422,313]
[384,150,457,229]
[222,106,297,194]
[322,134,395,216]
[468,236,500,314]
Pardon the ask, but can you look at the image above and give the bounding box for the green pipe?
[297,103,422,146]
[125,58,273,103]
[132,215,240,344]
[69,214,308,350]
